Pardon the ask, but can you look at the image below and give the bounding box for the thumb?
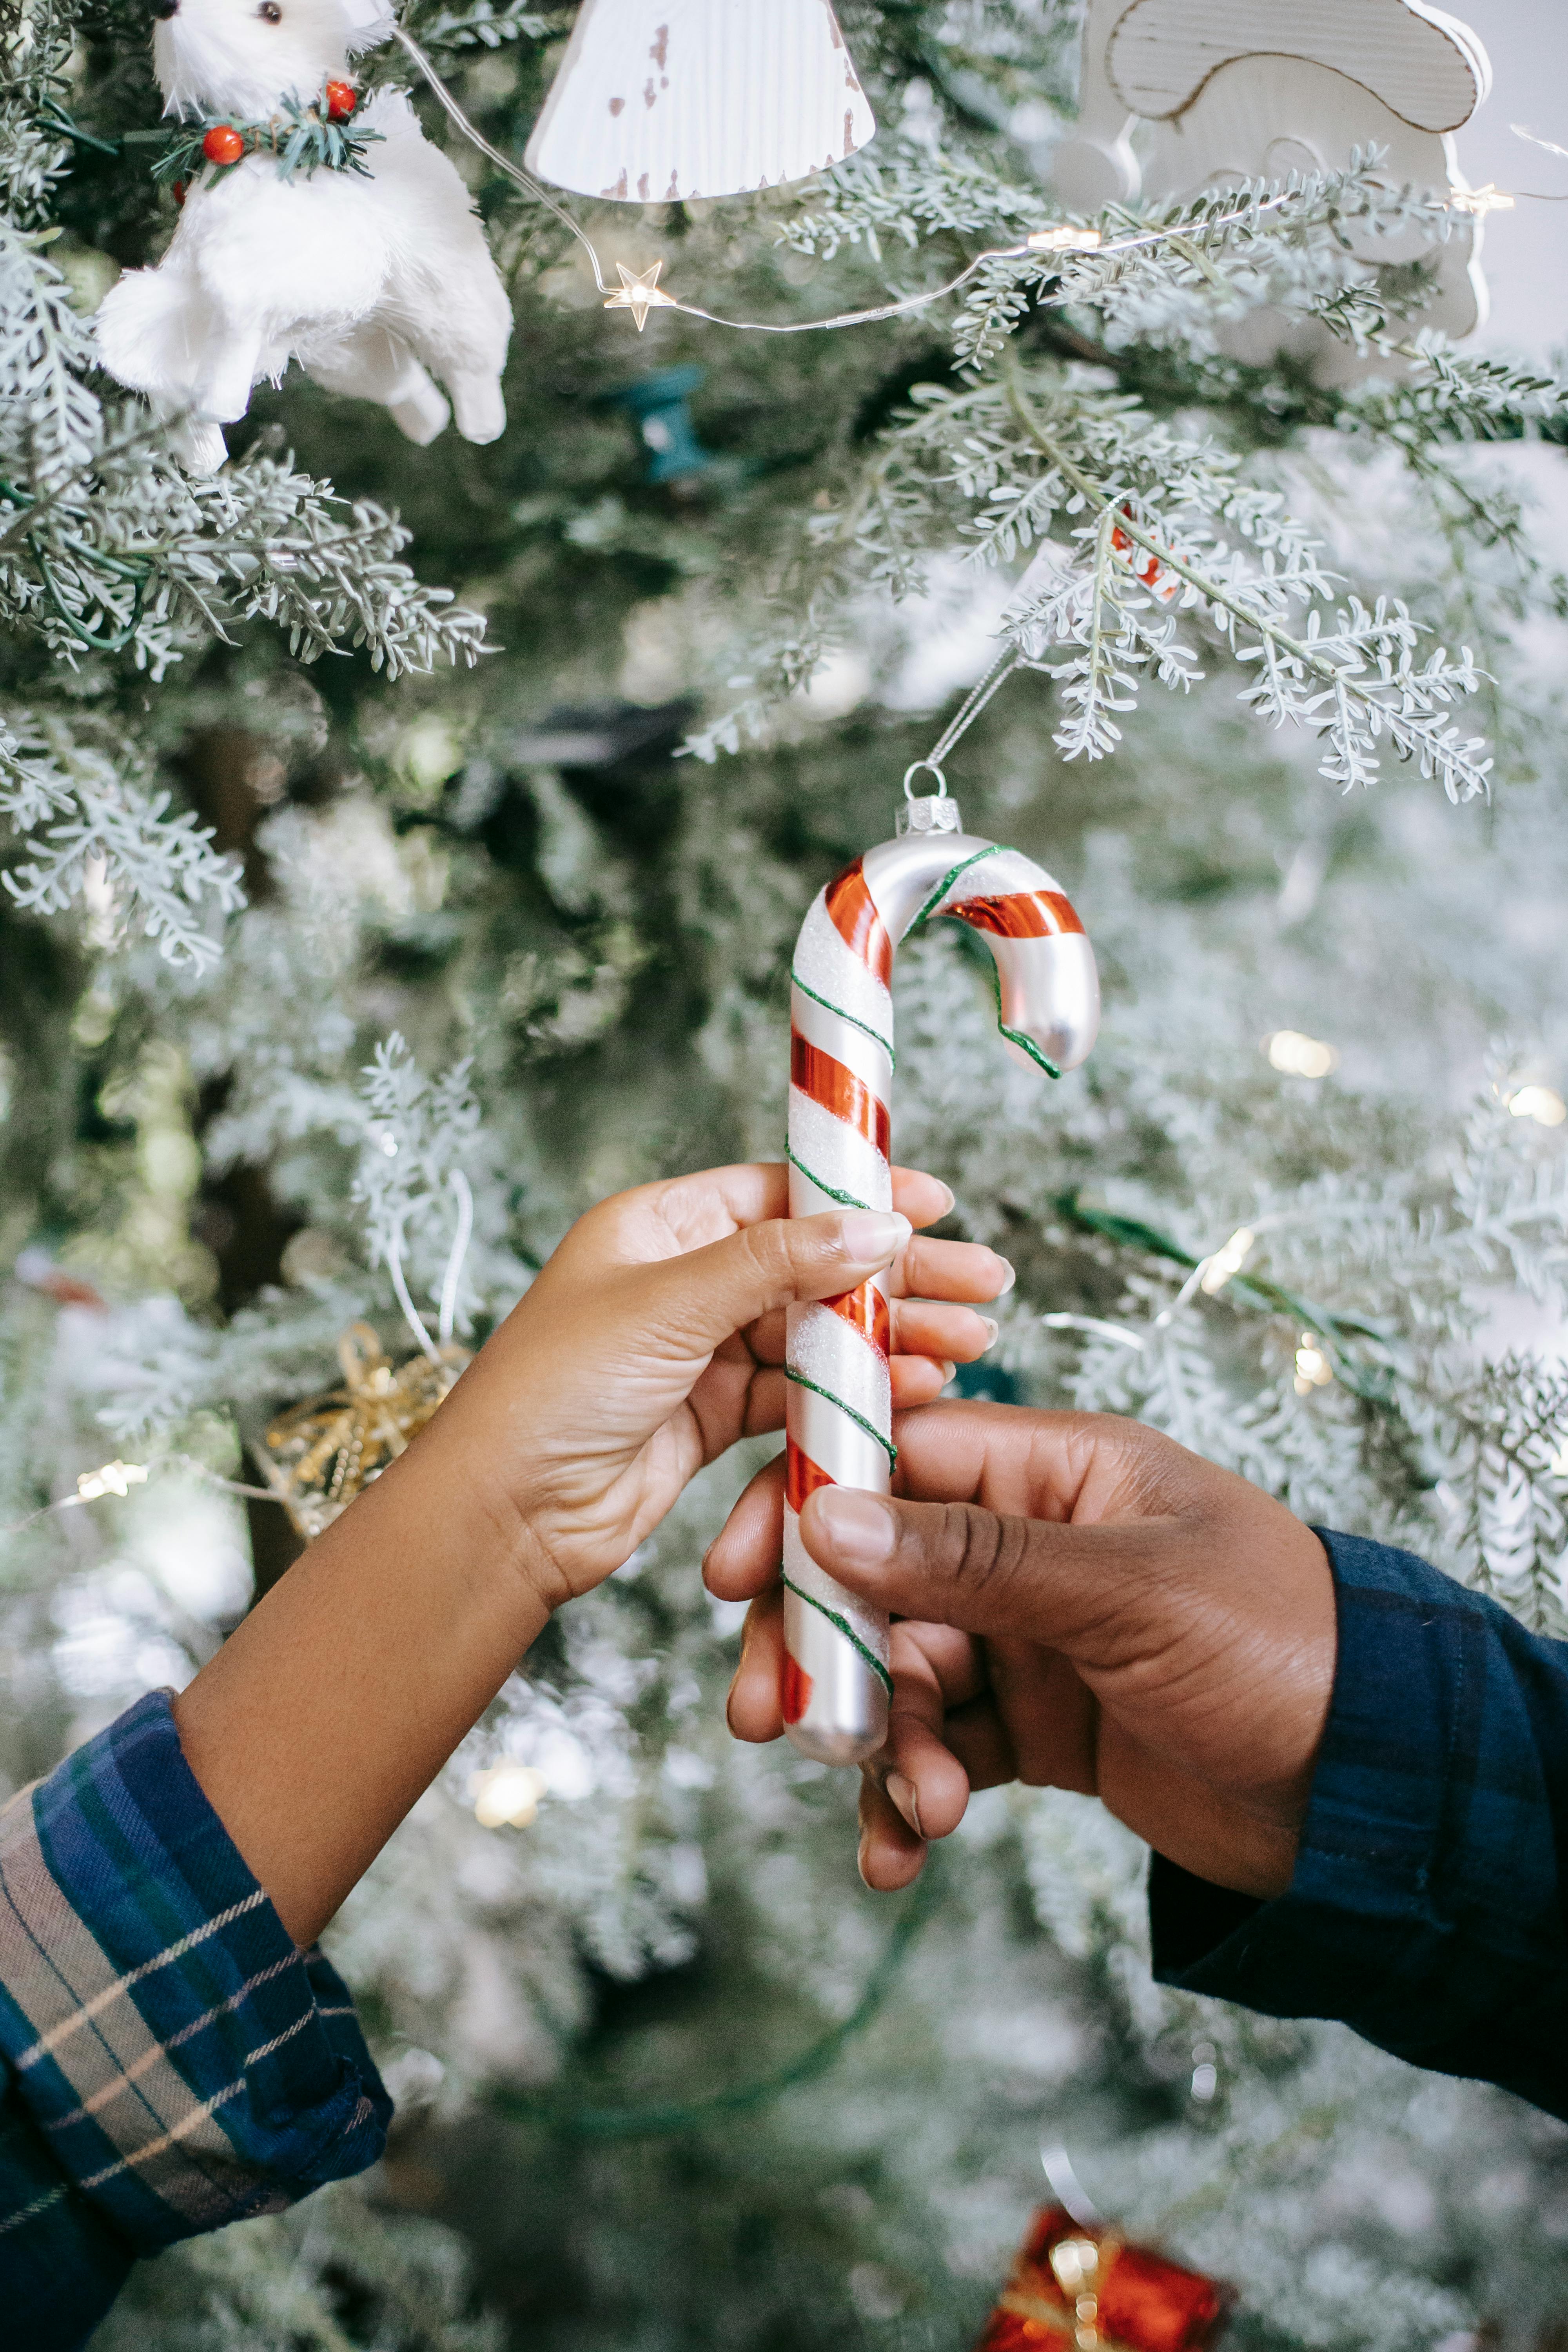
[797,1485,1163,1667]
[637,1209,911,1359]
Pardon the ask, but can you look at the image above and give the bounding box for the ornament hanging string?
[902,645,1027,808]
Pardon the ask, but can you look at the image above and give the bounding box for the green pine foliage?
[5,0,1568,2342]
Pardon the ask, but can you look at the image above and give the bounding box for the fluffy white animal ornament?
[96,0,512,474]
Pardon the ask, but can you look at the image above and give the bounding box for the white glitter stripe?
[787,1088,889,1213]
[791,894,892,1048]
[788,1300,889,1435]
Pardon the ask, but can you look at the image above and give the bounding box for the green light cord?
[1055,1189,1397,1401]
[487,1857,942,2140]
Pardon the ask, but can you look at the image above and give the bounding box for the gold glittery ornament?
[257,1322,470,1540]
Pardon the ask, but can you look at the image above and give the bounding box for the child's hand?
[437,1163,1009,1615]
[176,1163,1005,1947]
[707,1403,1335,1903]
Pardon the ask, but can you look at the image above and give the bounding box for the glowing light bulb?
[1265,1031,1339,1080]
[1200,1227,1255,1296]
[1508,1085,1567,1127]
[1293,1335,1334,1395]
[76,1459,150,1502]
[471,1763,549,1830]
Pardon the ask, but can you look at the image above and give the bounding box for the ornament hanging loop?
[899,761,962,836]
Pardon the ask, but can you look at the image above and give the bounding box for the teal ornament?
[603,367,717,487]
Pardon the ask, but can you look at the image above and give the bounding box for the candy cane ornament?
[783,788,1100,1765]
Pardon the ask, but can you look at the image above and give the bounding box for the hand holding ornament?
[171,1159,1005,1947]
[710,1403,1336,1901]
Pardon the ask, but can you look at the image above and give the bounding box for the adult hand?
[458,1162,1011,1613]
[707,1403,1336,1903]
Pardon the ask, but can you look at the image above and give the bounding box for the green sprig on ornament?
[146,80,379,193]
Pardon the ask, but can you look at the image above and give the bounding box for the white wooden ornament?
[524,0,876,205]
[1106,0,1488,132]
[1051,0,1492,369]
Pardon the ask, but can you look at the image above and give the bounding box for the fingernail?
[940,1360,956,1387]
[932,1181,956,1217]
[886,1771,923,1839]
[837,1210,911,1263]
[857,1832,873,1886]
[993,1258,1017,1296]
[725,1679,740,1735]
[811,1486,896,1565]
[978,1316,1000,1352]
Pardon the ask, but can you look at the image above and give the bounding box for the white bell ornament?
[523,0,876,205]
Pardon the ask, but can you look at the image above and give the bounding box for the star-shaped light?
[1450,182,1515,216]
[604,260,677,332]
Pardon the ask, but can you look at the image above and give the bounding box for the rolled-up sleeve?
[1150,1528,1568,2121]
[0,1688,390,2348]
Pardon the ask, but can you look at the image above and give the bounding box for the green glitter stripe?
[789,969,895,1068]
[781,1572,895,1697]
[908,844,1004,933]
[980,958,1062,1081]
[784,1144,873,1212]
[786,1367,898,1469]
[999,1022,1061,1079]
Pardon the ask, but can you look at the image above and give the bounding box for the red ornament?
[202,123,246,166]
[324,80,358,121]
[975,2208,1231,2352]
[1111,506,1178,603]
[172,179,187,208]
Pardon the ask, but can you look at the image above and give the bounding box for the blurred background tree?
[7,1,1568,2344]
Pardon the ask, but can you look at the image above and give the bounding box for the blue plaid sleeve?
[0,1688,390,2349]
[1150,1528,1568,2119]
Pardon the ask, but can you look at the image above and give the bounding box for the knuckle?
[938,1500,1033,1604]
[733,1218,795,1299]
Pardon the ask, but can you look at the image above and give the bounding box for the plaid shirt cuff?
[0,1689,389,2342]
[1150,1528,1568,2117]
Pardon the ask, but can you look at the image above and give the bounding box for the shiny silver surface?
[783,1586,888,1766]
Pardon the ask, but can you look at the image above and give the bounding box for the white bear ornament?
[96,0,512,474]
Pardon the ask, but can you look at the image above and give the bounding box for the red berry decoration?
[172,179,187,208]
[324,80,358,121]
[202,123,246,166]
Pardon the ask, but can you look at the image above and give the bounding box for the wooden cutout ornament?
[524,0,876,204]
[1052,0,1492,370]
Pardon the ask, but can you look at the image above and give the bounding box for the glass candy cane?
[783,786,1100,1764]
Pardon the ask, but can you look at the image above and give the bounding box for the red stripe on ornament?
[781,1651,814,1724]
[786,1437,835,1515]
[824,861,893,986]
[956,890,1085,940]
[791,1033,890,1156]
[824,1282,890,1359]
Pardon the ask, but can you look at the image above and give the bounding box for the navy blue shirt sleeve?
[1150,1528,1568,2121]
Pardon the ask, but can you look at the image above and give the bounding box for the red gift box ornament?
[975,2207,1231,2352]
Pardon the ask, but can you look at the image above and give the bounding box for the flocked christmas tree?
[5,0,1568,2344]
